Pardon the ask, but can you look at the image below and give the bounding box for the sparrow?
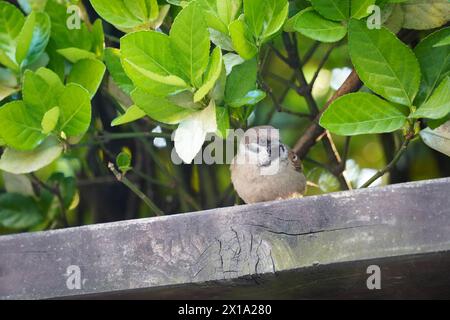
[230,126,307,204]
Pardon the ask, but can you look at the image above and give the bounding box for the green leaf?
[131,88,196,124]
[311,0,349,21]
[0,2,24,70]
[216,0,242,28]
[229,17,258,59]
[0,137,63,174]
[228,89,266,108]
[351,0,377,19]
[194,46,223,102]
[41,106,60,134]
[225,58,257,104]
[414,27,450,106]
[91,19,105,57]
[243,0,266,39]
[15,11,50,68]
[58,84,92,137]
[243,0,288,43]
[290,8,347,43]
[170,1,210,88]
[197,0,230,34]
[111,105,146,127]
[57,47,97,63]
[320,92,407,136]
[89,0,145,30]
[216,105,230,138]
[15,11,36,66]
[413,77,450,120]
[116,150,132,174]
[67,59,106,98]
[45,0,92,51]
[0,100,46,150]
[348,19,421,106]
[0,193,43,229]
[121,31,188,96]
[434,35,450,48]
[22,68,64,121]
[104,47,134,95]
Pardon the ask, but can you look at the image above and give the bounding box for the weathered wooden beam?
[1,178,450,299]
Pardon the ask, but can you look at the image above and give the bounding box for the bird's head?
[237,126,301,172]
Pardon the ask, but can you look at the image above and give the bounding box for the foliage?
[0,0,449,233]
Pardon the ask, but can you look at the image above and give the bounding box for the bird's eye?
[292,154,298,161]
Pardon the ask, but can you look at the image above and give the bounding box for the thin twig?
[309,44,336,90]
[360,139,411,188]
[108,162,164,216]
[30,174,69,227]
[303,41,321,64]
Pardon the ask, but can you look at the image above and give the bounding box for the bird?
[230,126,307,204]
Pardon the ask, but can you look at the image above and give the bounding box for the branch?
[108,162,164,216]
[30,174,69,228]
[293,70,363,158]
[360,138,411,188]
[309,44,336,90]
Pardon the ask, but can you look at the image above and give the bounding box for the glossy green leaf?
[0,193,43,229]
[67,59,106,98]
[228,89,266,108]
[434,35,450,48]
[243,0,288,43]
[131,88,196,124]
[349,19,421,106]
[15,11,36,65]
[41,106,60,134]
[104,47,134,95]
[413,77,450,120]
[216,105,230,138]
[320,92,407,135]
[121,31,188,96]
[291,8,347,43]
[57,47,97,63]
[58,84,92,137]
[170,1,210,88]
[15,12,50,68]
[229,17,258,59]
[414,27,450,106]
[351,0,377,19]
[225,58,257,105]
[194,46,223,102]
[311,0,349,21]
[22,68,64,121]
[91,19,105,57]
[116,150,132,174]
[45,0,92,51]
[0,2,24,70]
[111,105,146,127]
[0,101,46,150]
[90,0,146,30]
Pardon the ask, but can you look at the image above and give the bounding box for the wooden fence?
[1,178,450,299]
